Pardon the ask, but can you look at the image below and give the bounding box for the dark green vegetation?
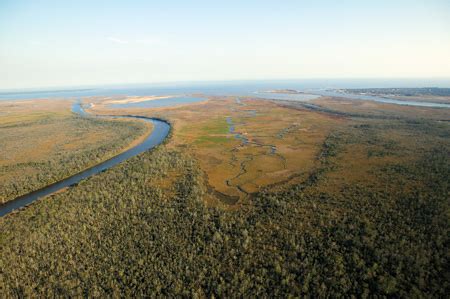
[0,114,147,203]
[1,113,448,297]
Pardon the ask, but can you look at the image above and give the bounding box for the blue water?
[110,96,204,108]
[0,103,170,217]
[226,116,276,154]
[306,90,450,108]
[257,90,450,108]
[1,79,450,108]
[71,101,90,116]
[226,117,248,145]
[253,92,321,102]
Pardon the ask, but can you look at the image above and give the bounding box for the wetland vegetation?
[2,0,449,296]
[0,101,149,204]
[335,87,450,106]
[0,96,449,297]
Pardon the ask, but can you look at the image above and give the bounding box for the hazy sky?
[1,0,449,89]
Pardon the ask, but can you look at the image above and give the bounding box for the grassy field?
[0,99,151,203]
[86,95,450,207]
[342,87,450,104]
[89,97,347,205]
[0,95,448,297]
[1,111,448,297]
[306,96,450,120]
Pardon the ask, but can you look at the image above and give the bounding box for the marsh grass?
[1,98,448,297]
[0,112,148,203]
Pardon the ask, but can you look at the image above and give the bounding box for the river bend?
[0,103,170,217]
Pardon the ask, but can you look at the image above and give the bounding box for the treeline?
[0,115,147,204]
[1,123,448,297]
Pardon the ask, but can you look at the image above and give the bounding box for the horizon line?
[2,76,450,92]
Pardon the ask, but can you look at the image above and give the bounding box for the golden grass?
[88,94,449,206]
[0,99,152,203]
[312,96,450,120]
[89,96,346,203]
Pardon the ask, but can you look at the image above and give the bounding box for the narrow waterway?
[0,103,170,217]
[256,90,450,108]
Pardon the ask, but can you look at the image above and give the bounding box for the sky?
[0,0,449,89]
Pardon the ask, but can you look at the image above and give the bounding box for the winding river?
[0,103,170,217]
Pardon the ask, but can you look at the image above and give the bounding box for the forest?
[1,0,449,296]
[1,108,448,297]
[0,112,148,203]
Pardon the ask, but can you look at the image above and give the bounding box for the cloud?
[107,37,129,44]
